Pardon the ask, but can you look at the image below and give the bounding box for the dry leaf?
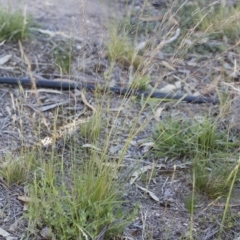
[130,140,138,146]
[26,89,63,94]
[82,144,101,151]
[140,142,155,147]
[136,184,159,202]
[139,142,155,154]
[0,40,5,46]
[9,220,18,232]
[135,41,147,51]
[39,100,69,112]
[161,28,180,45]
[18,196,31,211]
[0,228,10,237]
[41,136,53,146]
[9,217,24,232]
[23,203,28,211]
[30,28,83,41]
[154,107,164,121]
[159,84,176,93]
[5,106,11,116]
[174,80,181,89]
[0,66,14,70]
[130,165,153,185]
[0,209,5,219]
[0,54,11,65]
[18,196,31,203]
[161,61,176,71]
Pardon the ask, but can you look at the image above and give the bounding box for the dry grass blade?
[80,90,96,112]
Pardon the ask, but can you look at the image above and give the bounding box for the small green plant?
[199,3,240,41]
[0,152,36,185]
[106,25,142,69]
[80,110,103,142]
[53,47,72,74]
[152,118,194,157]
[131,74,151,90]
[177,1,240,41]
[153,116,240,198]
[27,150,136,239]
[193,156,237,199]
[0,7,33,41]
[152,117,237,158]
[184,194,197,214]
[24,94,139,239]
[219,159,240,237]
[164,1,240,54]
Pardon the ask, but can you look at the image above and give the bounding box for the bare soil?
[1,0,240,239]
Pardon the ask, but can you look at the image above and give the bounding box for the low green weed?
[106,25,142,69]
[193,155,238,198]
[153,116,240,198]
[152,117,237,158]
[131,74,151,90]
[0,151,37,185]
[79,110,103,142]
[27,148,136,239]
[0,7,33,41]
[53,47,72,75]
[199,3,240,41]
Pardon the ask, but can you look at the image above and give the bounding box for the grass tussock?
[193,155,238,198]
[27,151,135,239]
[153,116,240,198]
[160,1,240,55]
[199,3,240,40]
[23,101,138,239]
[79,110,103,142]
[0,151,37,185]
[0,7,32,41]
[106,25,143,70]
[152,117,236,158]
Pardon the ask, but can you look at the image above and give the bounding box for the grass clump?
[163,1,240,54]
[25,103,137,239]
[79,110,103,142]
[130,74,151,90]
[53,47,72,75]
[193,155,238,199]
[199,3,240,41]
[153,116,240,198]
[106,26,142,69]
[0,7,33,41]
[152,117,236,158]
[27,150,135,239]
[178,1,240,41]
[184,194,197,214]
[0,152,36,185]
